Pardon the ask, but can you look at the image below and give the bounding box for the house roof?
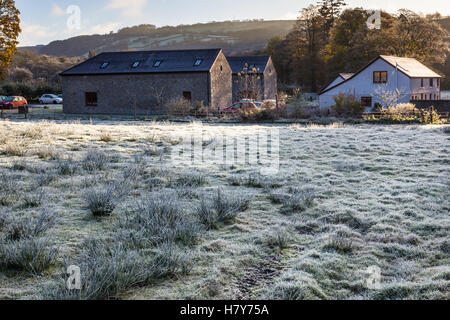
[339,73,354,80]
[379,55,442,78]
[320,55,442,95]
[60,49,223,76]
[226,56,270,74]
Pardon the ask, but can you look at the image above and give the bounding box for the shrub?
[82,149,109,172]
[0,237,58,274]
[332,94,364,117]
[116,193,200,247]
[166,98,192,117]
[84,182,128,216]
[239,103,279,122]
[196,189,252,229]
[35,172,57,187]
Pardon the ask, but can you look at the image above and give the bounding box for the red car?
[0,96,28,109]
[222,101,258,113]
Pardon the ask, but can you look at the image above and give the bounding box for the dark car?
[222,101,258,113]
[0,96,28,109]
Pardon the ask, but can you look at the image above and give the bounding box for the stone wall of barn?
[61,72,214,115]
[264,58,278,101]
[209,52,232,110]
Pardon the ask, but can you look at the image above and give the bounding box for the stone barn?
[226,56,277,103]
[60,49,232,115]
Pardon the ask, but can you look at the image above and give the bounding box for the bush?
[84,183,128,216]
[116,193,200,247]
[166,98,192,117]
[82,149,109,172]
[0,237,58,274]
[332,93,364,117]
[239,103,279,122]
[365,104,442,124]
[196,189,252,229]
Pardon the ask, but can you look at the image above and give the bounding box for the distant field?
[0,120,448,300]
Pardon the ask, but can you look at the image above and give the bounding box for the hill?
[20,20,296,57]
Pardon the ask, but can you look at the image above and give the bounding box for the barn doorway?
[183,91,192,102]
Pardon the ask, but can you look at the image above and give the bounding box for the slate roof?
[60,49,223,76]
[226,56,270,74]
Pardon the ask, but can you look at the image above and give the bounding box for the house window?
[373,71,387,84]
[100,62,109,69]
[430,78,434,87]
[361,97,372,107]
[421,93,424,100]
[421,78,424,87]
[194,59,203,66]
[153,60,162,68]
[437,78,440,87]
[132,61,140,68]
[183,91,192,102]
[85,92,98,106]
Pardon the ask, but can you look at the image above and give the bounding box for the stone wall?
[62,72,211,115]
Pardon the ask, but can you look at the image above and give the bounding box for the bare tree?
[237,64,263,101]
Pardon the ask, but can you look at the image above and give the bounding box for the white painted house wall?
[319,58,411,110]
[323,76,345,92]
[410,78,441,100]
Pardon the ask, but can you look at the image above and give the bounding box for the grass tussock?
[42,238,191,300]
[116,193,200,247]
[269,188,316,215]
[197,189,252,229]
[84,182,129,216]
[82,149,109,172]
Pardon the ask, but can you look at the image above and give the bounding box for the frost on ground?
[0,120,448,300]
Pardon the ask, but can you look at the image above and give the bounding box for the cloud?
[283,11,299,20]
[106,0,148,18]
[18,23,57,46]
[51,4,66,17]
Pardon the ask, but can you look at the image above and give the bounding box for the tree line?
[264,0,449,92]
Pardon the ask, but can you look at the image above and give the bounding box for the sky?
[16,0,450,46]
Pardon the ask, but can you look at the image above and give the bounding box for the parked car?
[39,94,63,104]
[0,96,7,103]
[0,96,28,109]
[222,101,258,113]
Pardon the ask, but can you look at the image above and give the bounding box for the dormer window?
[194,59,203,66]
[132,61,140,68]
[100,62,110,69]
[153,60,162,68]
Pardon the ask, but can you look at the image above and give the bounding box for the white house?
[319,55,442,110]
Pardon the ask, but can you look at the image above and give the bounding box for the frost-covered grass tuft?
[197,189,252,229]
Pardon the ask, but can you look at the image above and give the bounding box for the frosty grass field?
[0,120,448,300]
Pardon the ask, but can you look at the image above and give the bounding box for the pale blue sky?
[16,0,450,46]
